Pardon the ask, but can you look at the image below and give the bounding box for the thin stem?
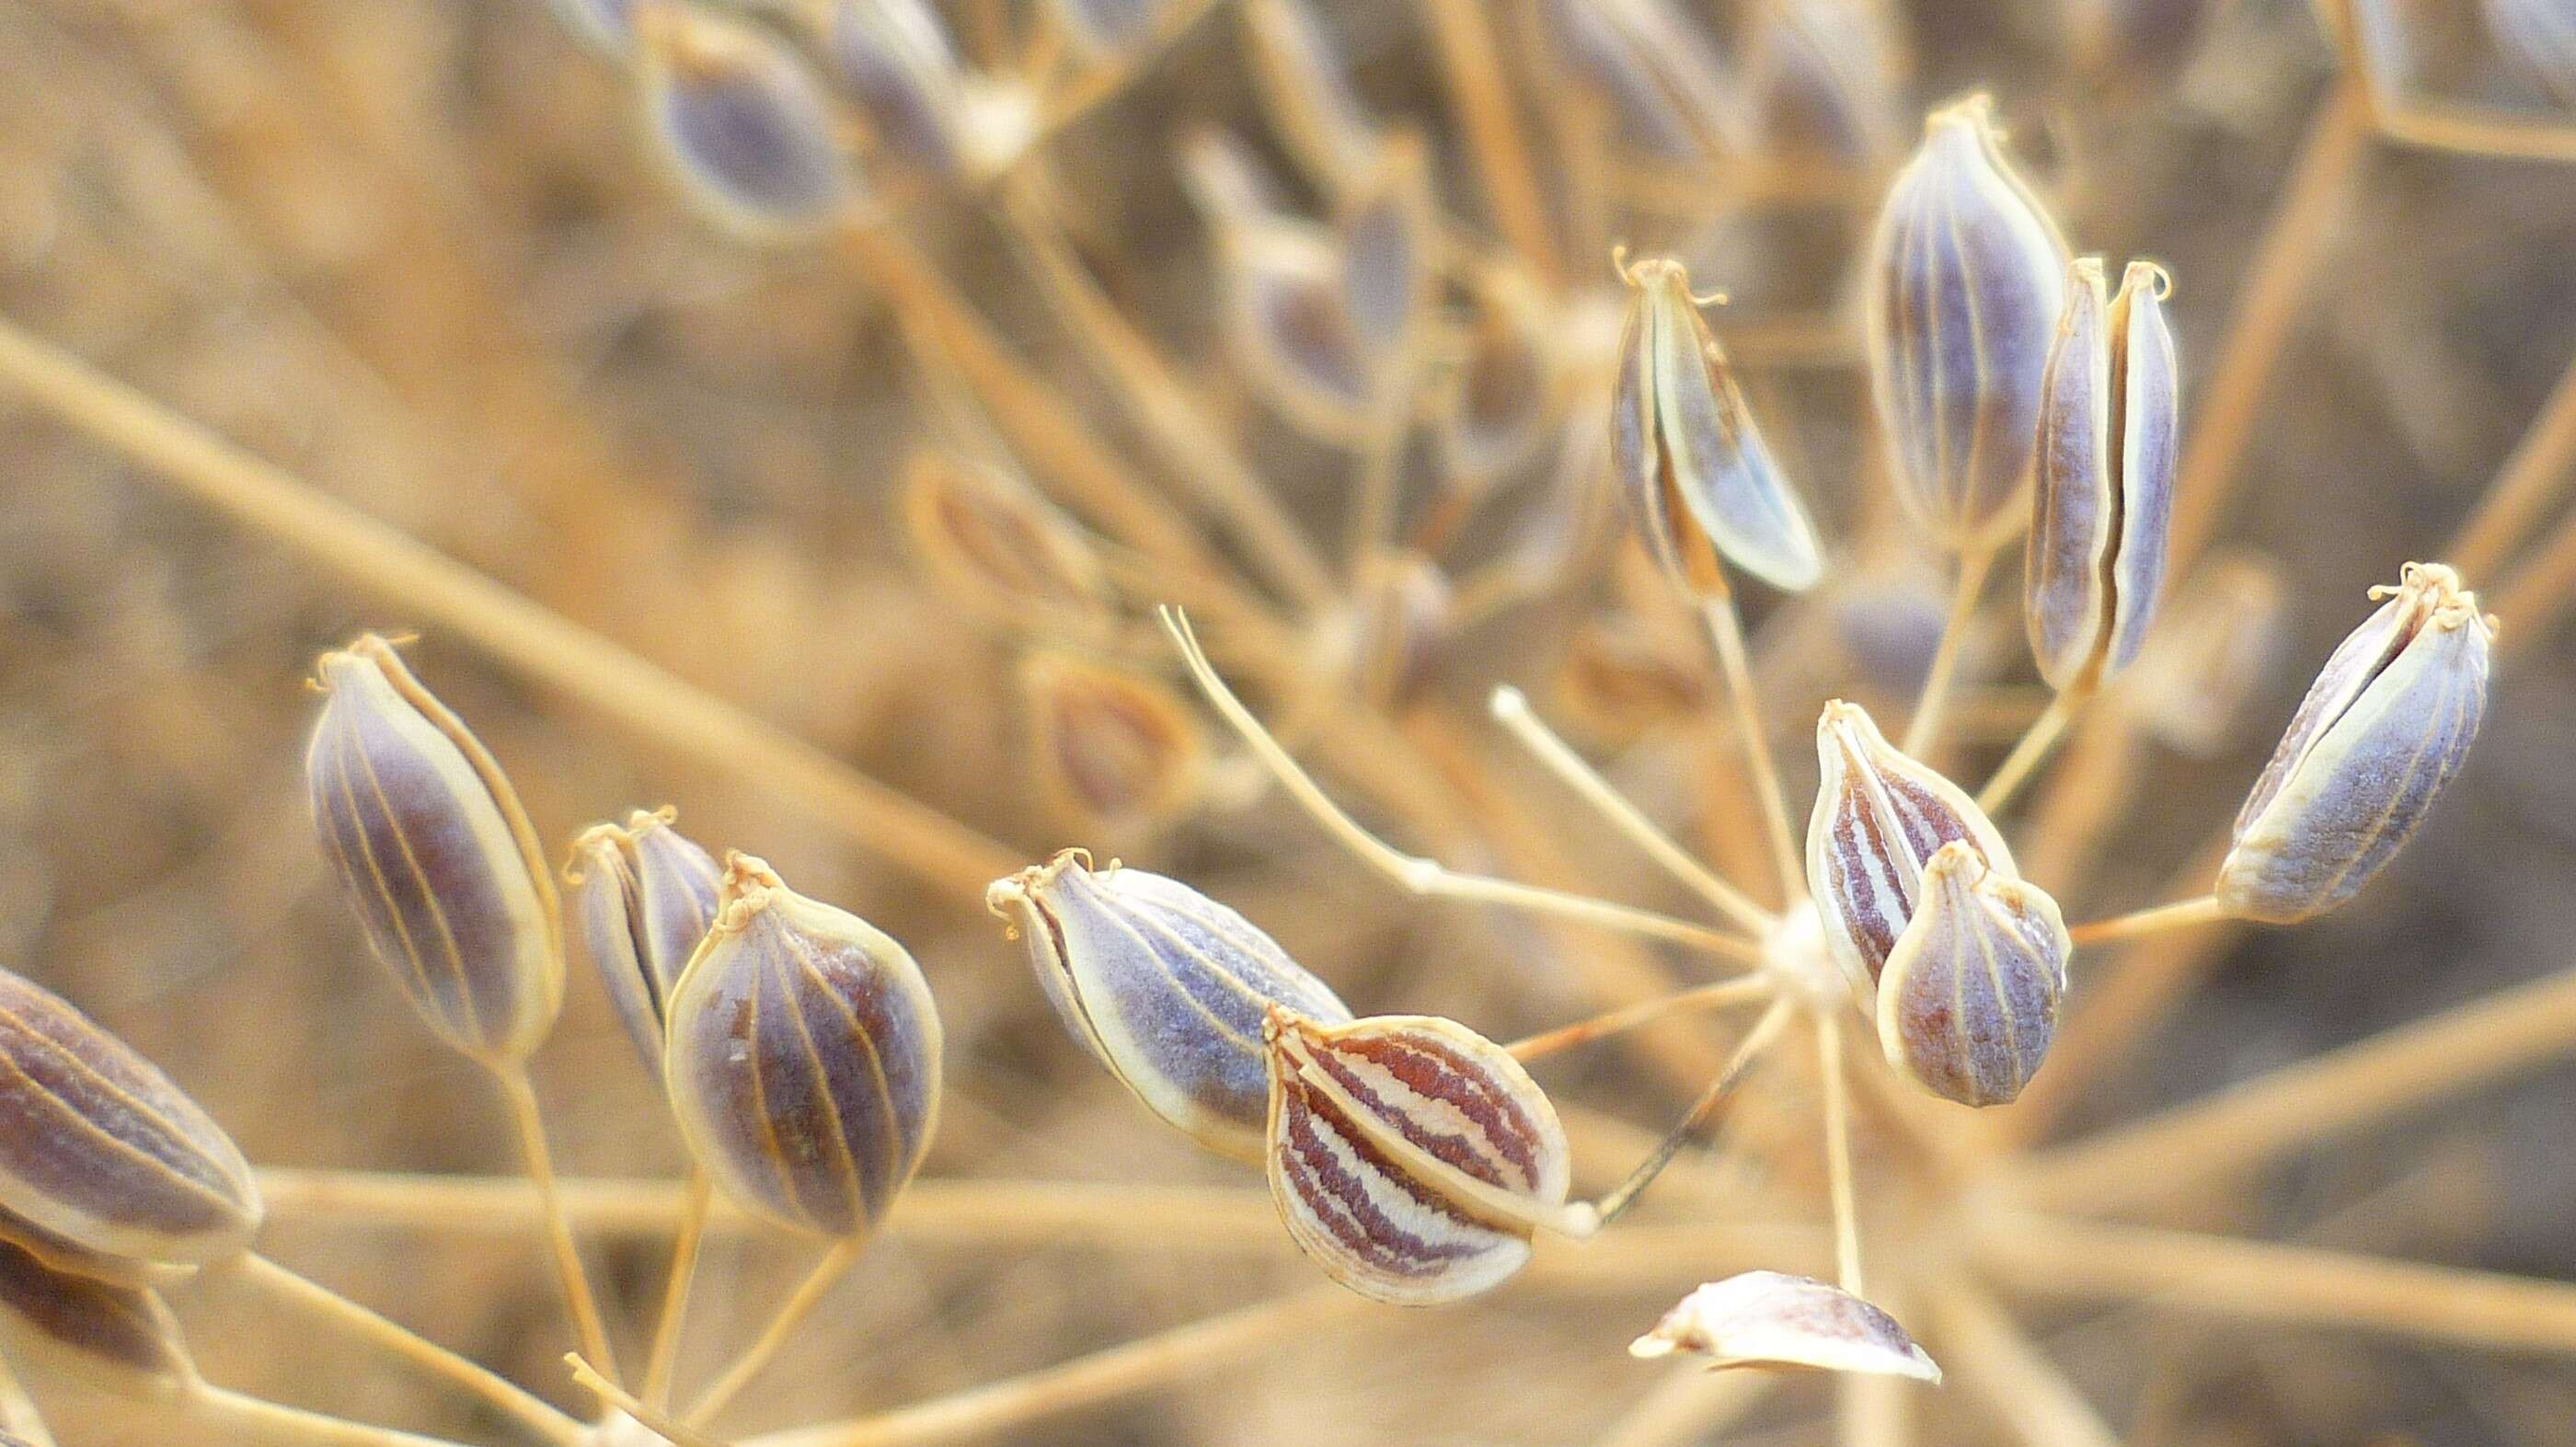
[1413,0,1561,288]
[1975,684,2088,816]
[188,1385,468,1447]
[2064,894,2225,947]
[1349,389,1411,585]
[643,1171,715,1412]
[684,1235,868,1430]
[1817,1015,1864,1297]
[1506,978,1775,1062]
[1587,999,1796,1226]
[229,1254,586,1447]
[492,1064,619,1388]
[1699,592,1805,903]
[1928,1277,2120,1447]
[569,1357,727,1447]
[2451,348,2576,579]
[1489,686,1776,934]
[1900,544,1996,760]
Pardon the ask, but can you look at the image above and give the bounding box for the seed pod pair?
[2027,258,2180,692]
[638,6,851,237]
[1631,1270,1939,1381]
[2219,564,2495,924]
[565,808,723,1075]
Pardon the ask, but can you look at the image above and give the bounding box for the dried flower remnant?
[0,1237,195,1402]
[306,634,564,1065]
[899,451,1117,644]
[662,856,942,1238]
[1630,1270,1940,1381]
[1876,842,2069,1107]
[566,808,724,1075]
[988,851,1351,1160]
[638,6,851,237]
[1018,652,1209,839]
[1866,95,2071,551]
[808,0,973,182]
[2218,564,2495,924]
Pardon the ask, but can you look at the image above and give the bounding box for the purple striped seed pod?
[306,635,564,1065]
[988,852,1351,1161]
[0,969,261,1272]
[638,6,851,238]
[811,0,972,182]
[0,1236,195,1402]
[2218,564,2495,924]
[1876,842,2070,1108]
[565,807,724,1078]
[1263,1010,1575,1306]
[1631,1271,1941,1381]
[663,856,942,1239]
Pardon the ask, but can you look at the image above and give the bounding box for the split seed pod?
[2027,258,2180,692]
[809,0,972,182]
[663,856,941,1238]
[1018,652,1209,841]
[1808,700,2018,997]
[306,635,564,1065]
[1867,95,2071,552]
[898,451,1116,645]
[1612,257,1824,594]
[1876,842,2069,1107]
[2218,564,2495,924]
[639,6,850,237]
[566,808,724,1074]
[0,1237,195,1402]
[0,970,260,1270]
[1264,1010,1577,1305]
[987,852,1350,1160]
[1630,1270,1940,1381]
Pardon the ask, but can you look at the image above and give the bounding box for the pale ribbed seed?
[1530,0,1747,164]
[987,852,1351,1160]
[305,635,563,1065]
[663,856,942,1238]
[1876,841,2069,1108]
[898,451,1118,645]
[639,6,850,237]
[1630,1270,1941,1381]
[566,807,724,1077]
[0,1235,196,1402]
[811,0,972,182]
[2219,564,2496,924]
[1241,0,1378,189]
[1016,652,1209,840]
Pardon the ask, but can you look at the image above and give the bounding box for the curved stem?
[1975,684,2088,816]
[643,1171,715,1412]
[492,1064,620,1388]
[1506,977,1775,1062]
[1900,544,1996,761]
[684,1235,868,1430]
[188,1385,469,1447]
[2064,894,2225,947]
[1700,592,1805,903]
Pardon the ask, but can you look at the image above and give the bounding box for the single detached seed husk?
[1876,841,2070,1108]
[566,806,723,1076]
[0,1235,196,1403]
[1630,1270,1940,1381]
[638,5,851,237]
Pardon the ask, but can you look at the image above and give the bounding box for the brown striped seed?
[807,0,972,182]
[1612,256,1825,595]
[1530,0,1747,164]
[1807,700,2018,999]
[0,1235,196,1402]
[2219,564,2496,924]
[1017,652,1209,841]
[1630,1271,1940,1381]
[566,807,724,1077]
[1876,842,2070,1108]
[1866,95,2071,552]
[898,451,1117,645]
[638,5,851,237]
[988,852,1351,1161]
[662,856,941,1238]
[0,969,260,1270]
[2027,258,2180,692]
[1264,1010,1579,1305]
[306,635,564,1065]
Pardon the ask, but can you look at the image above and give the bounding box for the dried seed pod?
[1241,0,1377,192]
[0,1236,195,1402]
[2027,258,2180,692]
[1744,0,1903,167]
[1018,652,1209,840]
[1531,0,1748,164]
[986,852,1351,1160]
[1435,264,1559,489]
[2218,564,2495,924]
[898,451,1116,645]
[1215,216,1374,440]
[1630,1270,1940,1381]
[662,856,941,1238]
[0,1201,190,1292]
[1876,842,2069,1107]
[1335,139,1438,372]
[639,6,851,237]
[1612,257,1824,594]
[1807,700,2018,997]
[1866,96,2071,552]
[306,635,563,1064]
[1264,1010,1576,1305]
[807,0,972,182]
[0,969,261,1270]
[2128,552,2288,757]
[566,807,724,1075]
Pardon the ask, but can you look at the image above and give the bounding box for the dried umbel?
[2218,564,2496,924]
[899,451,1116,645]
[2027,257,2180,692]
[306,634,564,1065]
[663,856,942,1238]
[1611,256,1824,594]
[1866,95,2071,551]
[987,851,1351,1160]
[1876,842,2069,1108]
[0,1236,195,1402]
[1018,652,1209,840]
[1630,1270,1940,1381]
[1264,1010,1576,1305]
[638,5,851,237]
[566,807,724,1074]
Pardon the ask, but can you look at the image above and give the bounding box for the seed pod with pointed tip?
[639,6,850,237]
[0,1236,195,1401]
[1630,1270,1940,1381]
[2028,258,2180,692]
[809,0,972,182]
[663,856,941,1238]
[1018,653,1209,841]
[1877,842,2068,1107]
[566,808,724,1076]
[1613,257,1825,595]
[306,635,563,1065]
[1807,700,2018,997]
[2218,564,2495,924]
[1867,95,2071,552]
[987,852,1350,1160]
[1264,1010,1576,1305]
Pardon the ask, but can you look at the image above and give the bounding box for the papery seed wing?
[1631,1271,1940,1381]
[2105,260,2180,676]
[2026,258,2114,692]
[1876,844,2067,1107]
[568,826,661,1072]
[1645,276,1824,592]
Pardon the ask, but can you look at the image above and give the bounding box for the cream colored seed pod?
[1631,1270,1941,1381]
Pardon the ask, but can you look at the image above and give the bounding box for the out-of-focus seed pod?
[1264,1010,1575,1305]
[2128,553,2287,757]
[988,852,1350,1159]
[1866,96,2070,552]
[1807,700,2018,996]
[0,970,261,1271]
[0,1237,195,1401]
[1018,652,1209,840]
[1531,0,1748,164]
[1876,842,2068,1107]
[1744,0,1903,167]
[565,807,723,1076]
[1241,0,1378,192]
[638,6,851,238]
[2218,564,2495,924]
[1345,551,1455,706]
[898,452,1117,646]
[807,0,972,182]
[1336,139,1438,373]
[2486,0,2576,107]
[1556,613,1707,745]
[549,0,639,60]
[0,1201,190,1292]
[1612,257,1824,595]
[1050,0,1167,58]
[662,856,941,1238]
[307,635,564,1065]
[2027,258,2180,692]
[1434,264,1560,489]
[2070,0,2219,82]
[1630,1270,1940,1380]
